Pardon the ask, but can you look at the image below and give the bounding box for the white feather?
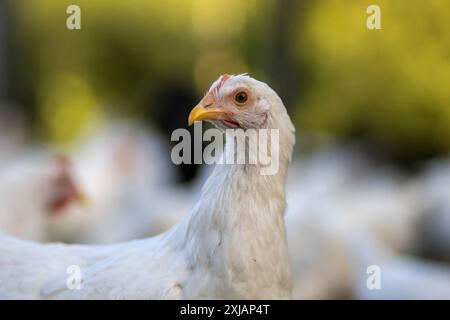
[0,75,296,299]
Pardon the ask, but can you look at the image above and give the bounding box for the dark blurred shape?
[0,0,9,101]
[148,82,200,183]
[2,0,38,131]
[418,206,450,263]
[262,0,306,109]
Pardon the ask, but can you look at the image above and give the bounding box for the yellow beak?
[188,104,227,126]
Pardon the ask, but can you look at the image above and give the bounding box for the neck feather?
[172,121,294,298]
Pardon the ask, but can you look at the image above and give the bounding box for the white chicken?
[347,231,450,299]
[46,123,178,244]
[0,154,87,242]
[0,121,200,245]
[285,147,425,299]
[0,74,296,299]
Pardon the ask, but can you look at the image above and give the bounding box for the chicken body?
[46,123,188,244]
[0,158,292,299]
[0,74,295,299]
[0,155,86,242]
[0,164,50,242]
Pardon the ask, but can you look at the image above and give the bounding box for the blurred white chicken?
[0,153,87,242]
[285,147,425,299]
[347,232,450,299]
[47,121,210,244]
[0,74,296,299]
[46,122,179,243]
[0,119,202,245]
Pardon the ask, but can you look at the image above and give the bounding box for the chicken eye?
[234,91,248,104]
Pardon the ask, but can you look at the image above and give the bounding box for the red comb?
[209,74,230,98]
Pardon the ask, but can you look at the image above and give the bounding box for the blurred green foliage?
[294,0,450,163]
[6,0,450,164]
[9,0,270,144]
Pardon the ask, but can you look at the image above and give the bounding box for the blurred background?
[0,0,449,299]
